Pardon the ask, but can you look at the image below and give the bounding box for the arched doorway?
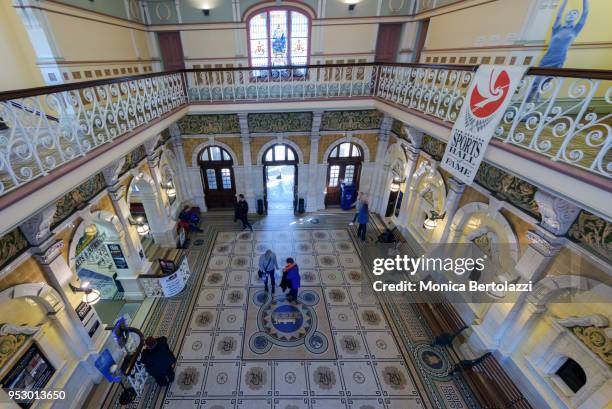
[198,146,236,209]
[262,144,298,213]
[325,142,363,207]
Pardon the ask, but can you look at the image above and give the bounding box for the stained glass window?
[248,8,309,76]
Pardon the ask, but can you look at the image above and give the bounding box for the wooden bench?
[414,292,468,348]
[452,352,533,409]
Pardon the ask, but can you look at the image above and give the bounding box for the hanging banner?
[440,65,527,184]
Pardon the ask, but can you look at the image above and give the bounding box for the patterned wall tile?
[248,112,312,133]
[321,110,383,131]
[568,211,611,262]
[0,228,29,269]
[178,114,240,135]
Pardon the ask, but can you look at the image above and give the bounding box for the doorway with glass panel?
[325,142,363,207]
[198,146,236,209]
[262,144,298,214]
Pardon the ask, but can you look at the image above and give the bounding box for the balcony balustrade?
[0,63,609,201]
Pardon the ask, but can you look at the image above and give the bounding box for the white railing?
[0,72,186,196]
[185,64,379,102]
[497,72,611,178]
[0,64,609,201]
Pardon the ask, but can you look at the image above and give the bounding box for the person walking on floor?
[234,194,253,231]
[140,336,176,387]
[357,200,369,241]
[349,192,366,226]
[281,257,301,302]
[258,249,279,294]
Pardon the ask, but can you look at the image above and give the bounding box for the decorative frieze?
[0,228,29,269]
[420,135,445,161]
[119,145,147,176]
[321,110,383,131]
[178,114,240,134]
[568,211,611,263]
[475,162,540,218]
[248,112,312,133]
[52,173,106,227]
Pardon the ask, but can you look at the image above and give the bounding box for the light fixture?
[166,188,177,198]
[69,280,101,305]
[202,9,210,16]
[136,223,150,236]
[390,177,401,193]
[423,210,445,230]
[85,224,97,236]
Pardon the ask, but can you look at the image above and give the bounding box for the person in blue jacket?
[357,201,369,241]
[281,257,300,302]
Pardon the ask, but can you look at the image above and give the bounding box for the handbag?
[258,257,273,280]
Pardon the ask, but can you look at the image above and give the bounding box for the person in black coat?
[140,336,176,386]
[234,194,253,231]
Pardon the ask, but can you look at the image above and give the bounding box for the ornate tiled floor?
[101,213,477,409]
[162,228,424,409]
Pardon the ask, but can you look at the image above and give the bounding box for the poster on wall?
[107,244,129,269]
[440,65,528,185]
[0,344,55,408]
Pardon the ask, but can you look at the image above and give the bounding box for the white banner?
[440,65,527,184]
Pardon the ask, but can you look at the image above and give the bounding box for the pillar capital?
[101,157,126,187]
[32,239,65,266]
[169,122,181,138]
[144,135,161,156]
[534,190,580,236]
[19,204,57,247]
[526,229,564,257]
[447,177,466,194]
[402,125,424,148]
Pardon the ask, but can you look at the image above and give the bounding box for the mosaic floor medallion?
[244,288,335,359]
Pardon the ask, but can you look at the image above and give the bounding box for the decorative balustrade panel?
[496,74,611,178]
[0,73,186,195]
[185,65,379,102]
[375,65,474,123]
[0,64,610,203]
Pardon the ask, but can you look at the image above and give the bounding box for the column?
[369,116,393,212]
[436,177,466,243]
[470,191,579,353]
[168,123,194,204]
[397,143,420,229]
[19,205,97,356]
[238,113,256,212]
[144,137,170,217]
[307,111,323,212]
[102,159,148,299]
[143,138,178,247]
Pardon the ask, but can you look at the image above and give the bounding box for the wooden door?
[201,166,236,209]
[325,162,361,207]
[375,23,403,63]
[157,31,185,71]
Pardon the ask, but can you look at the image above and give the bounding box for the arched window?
[329,142,362,159]
[263,144,298,164]
[200,146,232,162]
[248,8,309,75]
